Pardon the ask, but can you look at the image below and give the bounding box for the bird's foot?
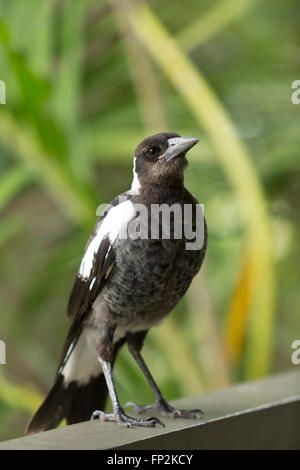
[91,408,165,428]
[124,399,203,419]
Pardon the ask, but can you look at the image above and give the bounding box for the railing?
[0,370,299,450]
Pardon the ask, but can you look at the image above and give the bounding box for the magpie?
[27,132,207,432]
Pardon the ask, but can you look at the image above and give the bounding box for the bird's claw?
[124,400,204,419]
[91,408,165,428]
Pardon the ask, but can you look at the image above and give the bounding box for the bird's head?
[132,132,199,191]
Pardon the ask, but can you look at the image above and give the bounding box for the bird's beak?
[163,137,199,162]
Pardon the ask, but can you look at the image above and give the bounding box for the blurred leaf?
[224,248,257,366]
[0,373,42,414]
[110,0,168,133]
[0,18,68,161]
[0,215,24,248]
[187,272,230,388]
[0,167,32,213]
[0,112,94,226]
[178,0,259,52]
[150,317,205,394]
[27,0,53,75]
[50,0,87,174]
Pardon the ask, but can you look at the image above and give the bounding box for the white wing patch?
[79,200,135,280]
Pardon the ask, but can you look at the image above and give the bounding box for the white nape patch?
[131,157,141,194]
[79,200,135,279]
[62,328,100,386]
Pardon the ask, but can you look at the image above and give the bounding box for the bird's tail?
[26,329,124,435]
[26,372,108,435]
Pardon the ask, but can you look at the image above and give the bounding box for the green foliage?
[0,0,299,441]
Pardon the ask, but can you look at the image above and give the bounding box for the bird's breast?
[101,235,205,326]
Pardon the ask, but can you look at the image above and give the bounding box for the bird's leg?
[124,331,203,419]
[91,323,164,428]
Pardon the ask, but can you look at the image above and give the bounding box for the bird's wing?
[57,192,135,374]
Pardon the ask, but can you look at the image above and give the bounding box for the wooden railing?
[0,369,299,450]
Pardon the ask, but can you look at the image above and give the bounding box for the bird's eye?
[145,145,159,160]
